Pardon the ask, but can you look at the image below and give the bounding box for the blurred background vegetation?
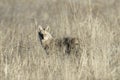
[0,0,120,80]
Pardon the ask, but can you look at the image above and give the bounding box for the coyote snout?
[38,25,80,55]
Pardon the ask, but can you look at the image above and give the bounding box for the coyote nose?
[38,32,44,40]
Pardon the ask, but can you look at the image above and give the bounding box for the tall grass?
[0,0,120,80]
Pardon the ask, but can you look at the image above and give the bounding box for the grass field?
[0,0,120,80]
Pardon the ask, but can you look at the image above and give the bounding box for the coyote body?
[38,25,80,55]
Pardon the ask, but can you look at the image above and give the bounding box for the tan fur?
[38,25,80,55]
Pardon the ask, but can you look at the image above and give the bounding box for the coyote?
[38,25,80,55]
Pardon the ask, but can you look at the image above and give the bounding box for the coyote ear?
[45,25,50,31]
[38,25,43,31]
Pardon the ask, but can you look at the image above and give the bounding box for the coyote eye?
[43,28,46,30]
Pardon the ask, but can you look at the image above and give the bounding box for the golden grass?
[0,0,120,80]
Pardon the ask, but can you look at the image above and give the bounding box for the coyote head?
[38,25,53,46]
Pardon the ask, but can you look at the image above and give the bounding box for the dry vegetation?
[0,0,120,80]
